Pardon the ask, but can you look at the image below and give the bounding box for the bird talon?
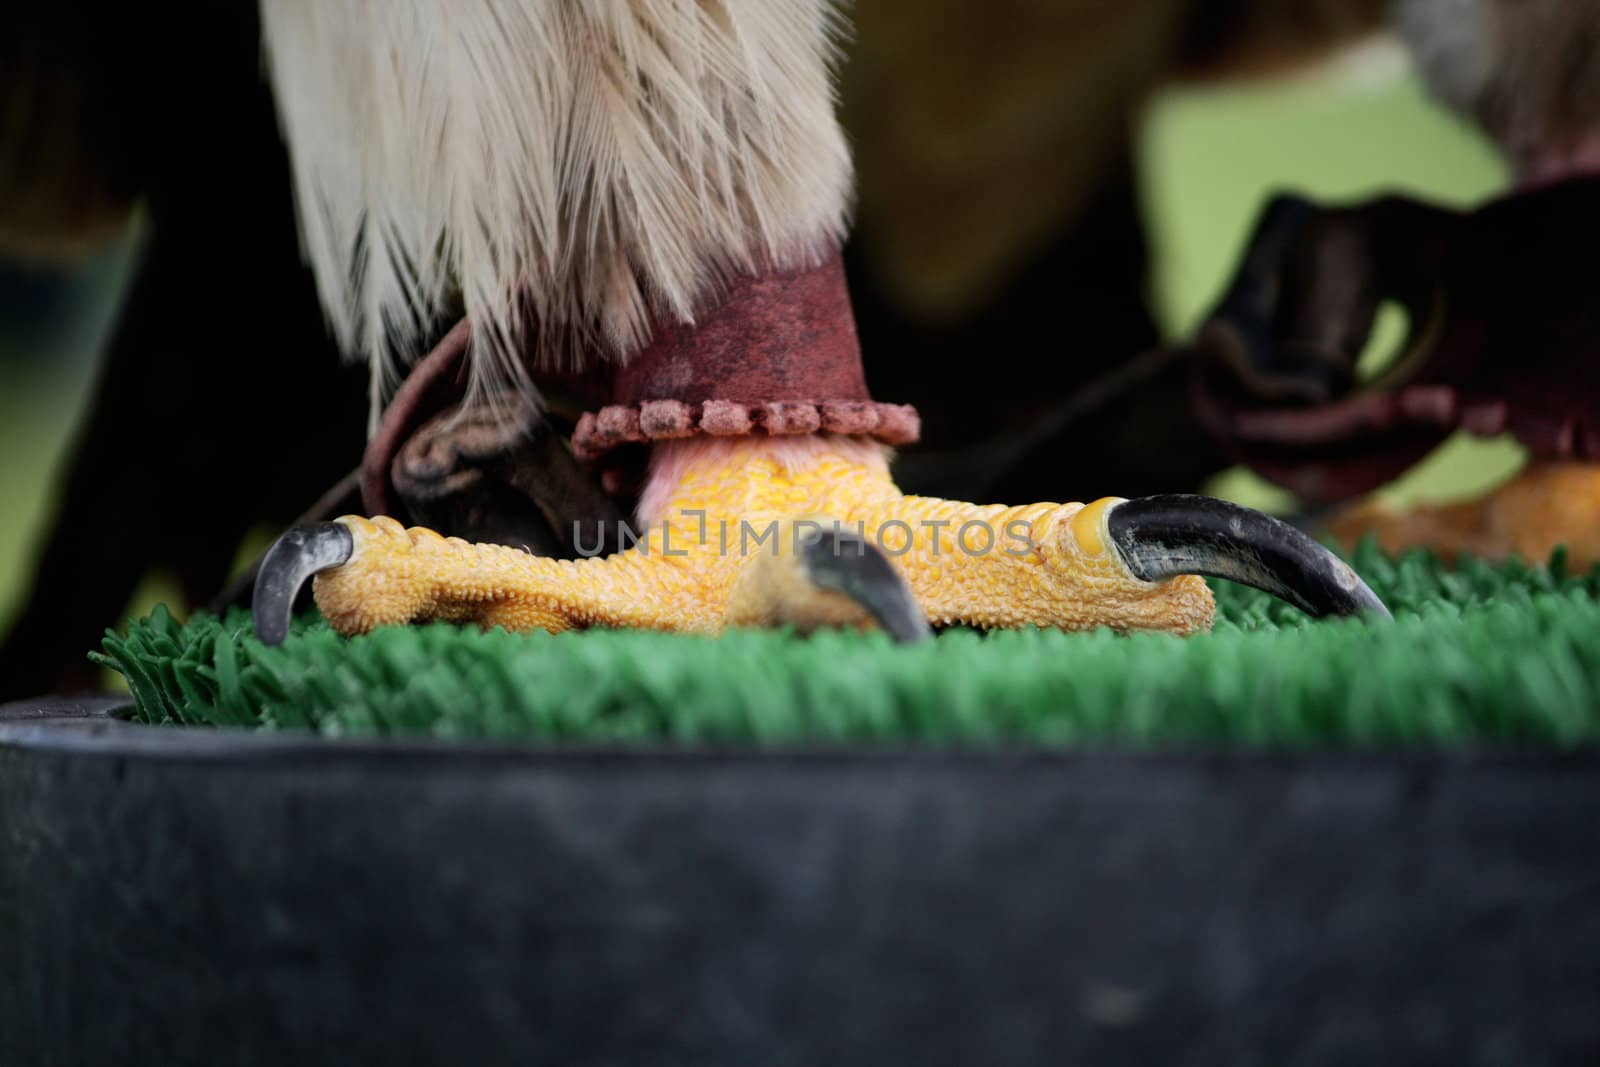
[252,521,355,645]
[724,519,932,643]
[251,438,1389,645]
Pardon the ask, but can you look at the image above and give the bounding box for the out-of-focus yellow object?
[1328,461,1600,570]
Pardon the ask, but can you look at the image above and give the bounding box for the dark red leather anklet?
[572,253,918,460]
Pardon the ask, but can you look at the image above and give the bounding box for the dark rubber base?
[3,697,1597,1066]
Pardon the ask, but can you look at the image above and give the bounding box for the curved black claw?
[1106,495,1391,622]
[252,522,355,645]
[800,528,933,644]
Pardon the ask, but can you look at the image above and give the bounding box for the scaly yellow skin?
[313,436,1214,637]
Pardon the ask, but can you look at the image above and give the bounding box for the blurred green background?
[0,48,1518,639]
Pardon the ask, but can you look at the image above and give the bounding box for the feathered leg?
[254,0,1386,643]
[1193,3,1600,570]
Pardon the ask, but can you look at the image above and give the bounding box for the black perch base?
[2,697,1597,1066]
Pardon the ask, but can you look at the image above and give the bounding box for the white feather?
[1394,0,1495,117]
[259,0,853,421]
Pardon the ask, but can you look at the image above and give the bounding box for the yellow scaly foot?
[255,436,1387,644]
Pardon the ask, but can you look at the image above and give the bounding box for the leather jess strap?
[1192,179,1600,503]
[362,252,920,514]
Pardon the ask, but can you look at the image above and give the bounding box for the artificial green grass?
[92,543,1600,748]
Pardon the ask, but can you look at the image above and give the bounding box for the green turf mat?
[93,544,1600,748]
